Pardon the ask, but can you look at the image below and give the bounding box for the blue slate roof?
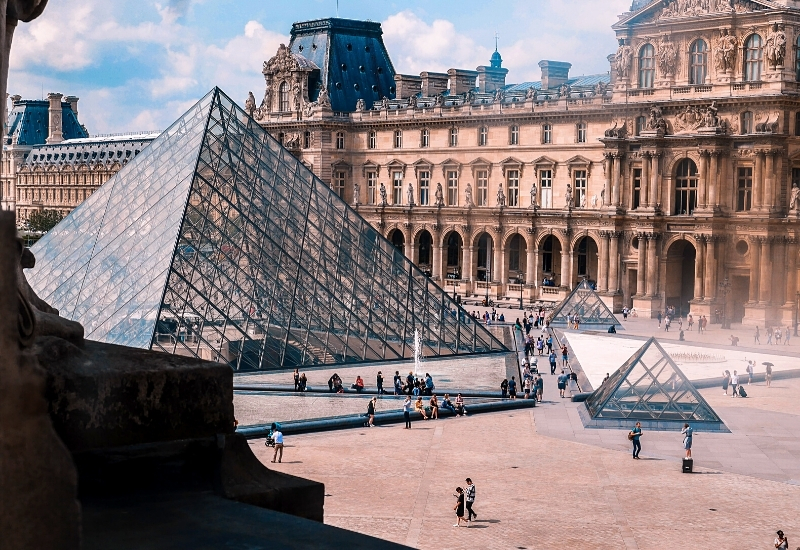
[6,100,88,146]
[504,73,611,93]
[289,18,396,112]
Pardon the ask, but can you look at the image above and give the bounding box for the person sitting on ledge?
[729,335,740,347]
[608,325,617,334]
[441,394,456,414]
[352,375,365,393]
[415,396,429,420]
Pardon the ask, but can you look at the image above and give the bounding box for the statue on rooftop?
[245,92,256,117]
[355,98,366,112]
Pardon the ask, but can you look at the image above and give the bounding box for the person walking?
[508,376,517,399]
[500,378,509,398]
[561,344,569,368]
[767,326,773,345]
[629,422,643,459]
[721,370,730,395]
[377,371,385,395]
[754,326,761,345]
[465,478,477,522]
[557,370,569,398]
[293,368,300,391]
[453,487,467,527]
[745,361,754,385]
[549,350,557,375]
[535,374,544,402]
[657,311,663,328]
[730,370,739,398]
[785,326,791,345]
[403,396,412,429]
[766,363,773,387]
[681,423,693,459]
[774,530,789,549]
[270,423,284,463]
[366,397,376,427]
[523,376,532,400]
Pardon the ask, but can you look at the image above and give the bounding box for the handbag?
[627,432,635,441]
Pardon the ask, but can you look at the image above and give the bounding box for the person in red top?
[352,375,365,393]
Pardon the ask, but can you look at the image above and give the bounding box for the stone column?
[759,237,771,304]
[704,237,716,302]
[765,151,775,211]
[649,153,660,208]
[598,232,609,292]
[786,240,798,306]
[46,93,64,144]
[612,153,622,207]
[636,234,646,296]
[698,151,708,209]
[748,237,760,303]
[532,249,540,291]
[525,244,536,285]
[603,154,612,207]
[641,153,650,208]
[560,249,571,288]
[708,152,719,210]
[432,243,442,282]
[753,151,764,210]
[404,235,413,262]
[493,238,502,283]
[694,236,705,301]
[500,247,507,287]
[464,246,474,282]
[646,234,658,297]
[608,232,620,293]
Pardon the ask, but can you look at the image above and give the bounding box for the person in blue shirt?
[508,376,517,399]
[549,351,558,375]
[424,373,434,396]
[681,423,693,458]
[630,422,642,459]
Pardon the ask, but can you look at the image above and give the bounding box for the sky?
[8,0,633,135]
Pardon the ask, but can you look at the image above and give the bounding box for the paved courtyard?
[247,331,800,549]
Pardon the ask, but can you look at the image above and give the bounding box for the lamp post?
[718,277,732,330]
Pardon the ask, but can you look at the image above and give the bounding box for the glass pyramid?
[585,338,722,423]
[549,280,621,328]
[28,88,507,370]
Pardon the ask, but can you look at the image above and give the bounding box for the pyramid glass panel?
[28,88,507,370]
[549,280,621,328]
[585,338,722,423]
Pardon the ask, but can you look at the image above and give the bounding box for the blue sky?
[9,0,632,134]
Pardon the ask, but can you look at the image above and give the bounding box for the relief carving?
[614,39,634,79]
[715,29,738,73]
[658,35,678,77]
[765,23,787,67]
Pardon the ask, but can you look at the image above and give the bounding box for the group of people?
[452,478,478,527]
[754,325,793,345]
[628,422,694,460]
[522,333,554,357]
[393,371,436,396]
[401,393,466,428]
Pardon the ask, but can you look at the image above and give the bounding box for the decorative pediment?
[532,156,558,178]
[500,156,525,177]
[385,159,407,177]
[262,44,319,77]
[440,158,462,178]
[362,160,381,177]
[566,155,593,178]
[412,158,433,178]
[331,159,352,176]
[616,0,772,29]
[469,157,492,167]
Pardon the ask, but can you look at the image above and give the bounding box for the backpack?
[738,385,747,398]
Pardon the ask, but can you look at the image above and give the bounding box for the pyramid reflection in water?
[28,88,507,370]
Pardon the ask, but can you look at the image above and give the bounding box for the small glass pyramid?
[28,88,507,370]
[585,338,722,422]
[549,280,621,328]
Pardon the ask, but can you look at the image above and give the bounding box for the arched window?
[689,40,708,84]
[638,44,655,88]
[674,159,698,216]
[279,82,290,111]
[741,111,753,134]
[744,34,763,82]
[796,36,800,81]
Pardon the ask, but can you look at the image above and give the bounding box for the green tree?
[27,210,63,233]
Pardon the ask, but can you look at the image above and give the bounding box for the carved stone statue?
[497,187,506,207]
[765,23,787,67]
[464,182,473,207]
[658,36,678,77]
[434,183,445,206]
[407,182,415,206]
[715,28,738,73]
[435,94,444,107]
[408,94,418,108]
[703,101,720,128]
[594,81,608,96]
[558,84,571,98]
[355,98,366,112]
[529,184,537,209]
[379,182,388,206]
[494,88,505,102]
[526,87,537,100]
[317,86,331,108]
[646,105,668,134]
[604,121,627,139]
[580,193,587,208]
[591,194,599,208]
[245,92,257,117]
[565,184,574,209]
[790,183,800,212]
[352,183,360,206]
[614,39,633,79]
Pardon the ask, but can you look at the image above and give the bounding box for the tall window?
[507,169,520,207]
[279,82,289,111]
[477,170,489,206]
[689,40,708,85]
[632,168,642,209]
[796,36,800,82]
[510,125,519,146]
[542,236,554,274]
[540,169,553,208]
[636,116,646,136]
[542,124,552,144]
[447,170,458,206]
[573,170,587,208]
[741,111,753,134]
[392,171,403,205]
[674,158,698,215]
[744,34,763,82]
[368,131,377,149]
[736,166,753,212]
[419,171,430,205]
[509,235,523,273]
[303,131,311,148]
[418,232,432,266]
[336,131,345,150]
[577,122,587,143]
[478,126,488,146]
[796,112,800,136]
[333,170,346,199]
[421,128,430,148]
[449,127,459,147]
[638,44,655,88]
[577,237,589,278]
[367,172,377,204]
[394,130,403,148]
[477,233,492,281]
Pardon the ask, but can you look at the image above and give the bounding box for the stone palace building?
[249,1,800,328]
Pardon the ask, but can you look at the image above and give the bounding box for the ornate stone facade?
[269,4,799,328]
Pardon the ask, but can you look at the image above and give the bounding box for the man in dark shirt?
[377,371,384,394]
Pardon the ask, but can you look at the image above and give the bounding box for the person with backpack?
[465,478,477,522]
[500,378,509,398]
[774,530,788,549]
[629,422,642,459]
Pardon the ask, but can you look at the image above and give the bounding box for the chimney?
[420,72,449,97]
[46,92,63,144]
[447,68,479,95]
[538,61,572,91]
[607,54,617,86]
[65,95,79,120]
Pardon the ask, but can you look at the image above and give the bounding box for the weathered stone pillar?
[603,154,612,207]
[609,232,620,293]
[694,236,705,301]
[759,237,771,304]
[404,235,413,262]
[649,153,660,208]
[786,239,798,306]
[636,234,646,296]
[432,244,442,282]
[464,246,474,282]
[708,152,719,209]
[704,237,716,302]
[525,238,536,285]
[765,151,775,211]
[753,151,764,210]
[641,153,650,208]
[492,238,502,283]
[612,153,622,207]
[698,151,708,209]
[560,249,571,288]
[499,247,507,287]
[646,234,658,297]
[598,232,609,292]
[46,92,64,144]
[531,249,540,291]
[748,237,760,303]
